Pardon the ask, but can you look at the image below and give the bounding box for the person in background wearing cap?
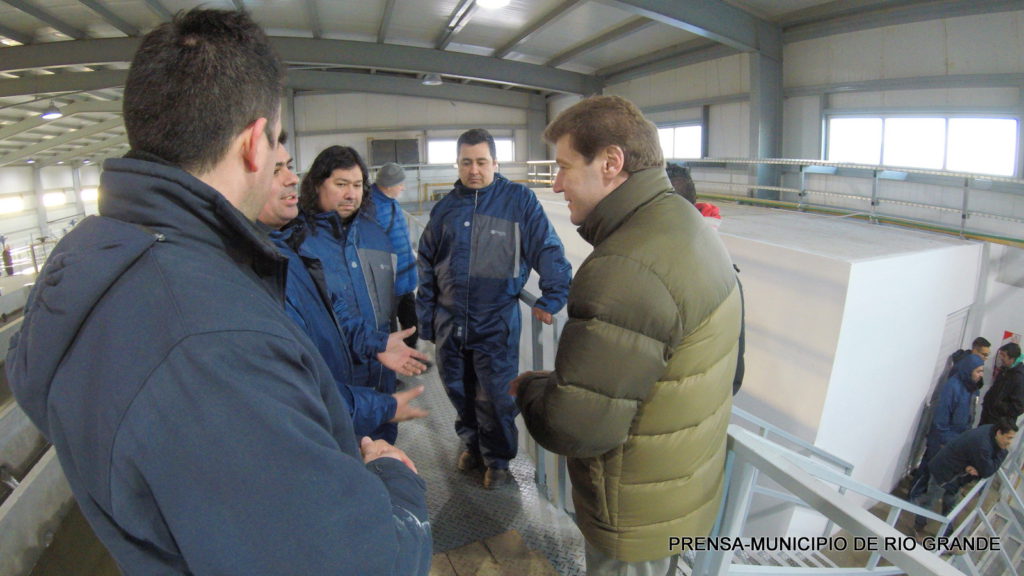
[372,163,419,348]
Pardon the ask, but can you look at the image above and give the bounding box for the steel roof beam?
[0,100,121,140]
[0,22,33,45]
[0,36,602,94]
[377,0,396,43]
[288,70,545,110]
[546,17,654,68]
[305,0,321,39]
[0,69,126,98]
[79,0,140,37]
[436,0,478,50]
[142,0,171,21]
[3,0,87,40]
[783,0,1024,43]
[46,133,127,164]
[493,0,586,59]
[599,0,780,59]
[0,116,123,165]
[599,40,738,84]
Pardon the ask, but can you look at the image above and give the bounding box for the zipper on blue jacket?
[458,191,478,350]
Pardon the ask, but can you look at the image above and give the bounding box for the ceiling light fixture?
[40,101,63,120]
[422,73,443,86]
[477,0,510,8]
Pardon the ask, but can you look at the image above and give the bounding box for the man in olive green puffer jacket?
[512,95,741,576]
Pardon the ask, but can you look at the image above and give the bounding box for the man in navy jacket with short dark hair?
[6,10,431,574]
[913,420,1017,533]
[418,128,572,488]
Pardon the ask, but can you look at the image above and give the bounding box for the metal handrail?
[700,426,966,576]
[522,157,1024,246]
[514,286,1024,576]
[731,406,854,473]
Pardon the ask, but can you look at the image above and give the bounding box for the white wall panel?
[80,165,100,188]
[709,102,749,158]
[783,34,830,89]
[0,168,32,196]
[608,76,655,109]
[39,167,72,191]
[881,19,947,79]
[783,96,820,159]
[297,93,526,134]
[829,28,885,85]
[947,12,1020,75]
[608,54,749,109]
[828,86,1019,110]
[787,10,1024,90]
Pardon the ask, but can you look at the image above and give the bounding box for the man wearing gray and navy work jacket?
[418,128,572,489]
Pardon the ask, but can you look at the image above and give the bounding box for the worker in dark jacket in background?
[909,337,991,497]
[910,352,985,500]
[418,128,572,489]
[913,420,1017,535]
[980,342,1024,426]
[5,9,431,574]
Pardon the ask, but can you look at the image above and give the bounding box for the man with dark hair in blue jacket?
[299,145,429,444]
[6,9,431,574]
[257,134,428,436]
[913,420,1017,535]
[418,128,572,488]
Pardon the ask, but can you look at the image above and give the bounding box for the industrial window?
[370,138,420,165]
[826,115,1018,177]
[427,137,514,165]
[658,124,702,160]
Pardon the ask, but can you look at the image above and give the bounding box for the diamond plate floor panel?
[395,346,585,576]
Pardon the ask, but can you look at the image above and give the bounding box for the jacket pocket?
[469,214,519,279]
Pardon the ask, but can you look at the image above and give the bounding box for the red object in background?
[696,202,721,219]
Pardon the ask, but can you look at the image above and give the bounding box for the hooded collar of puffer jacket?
[6,153,283,437]
[578,167,673,247]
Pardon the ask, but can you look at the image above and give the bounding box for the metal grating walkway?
[395,342,585,575]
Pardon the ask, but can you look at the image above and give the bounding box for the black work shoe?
[483,467,510,489]
[457,450,482,472]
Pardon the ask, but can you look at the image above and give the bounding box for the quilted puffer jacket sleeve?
[516,252,680,458]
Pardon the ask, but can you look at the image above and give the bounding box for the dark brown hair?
[543,95,663,174]
[123,9,284,173]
